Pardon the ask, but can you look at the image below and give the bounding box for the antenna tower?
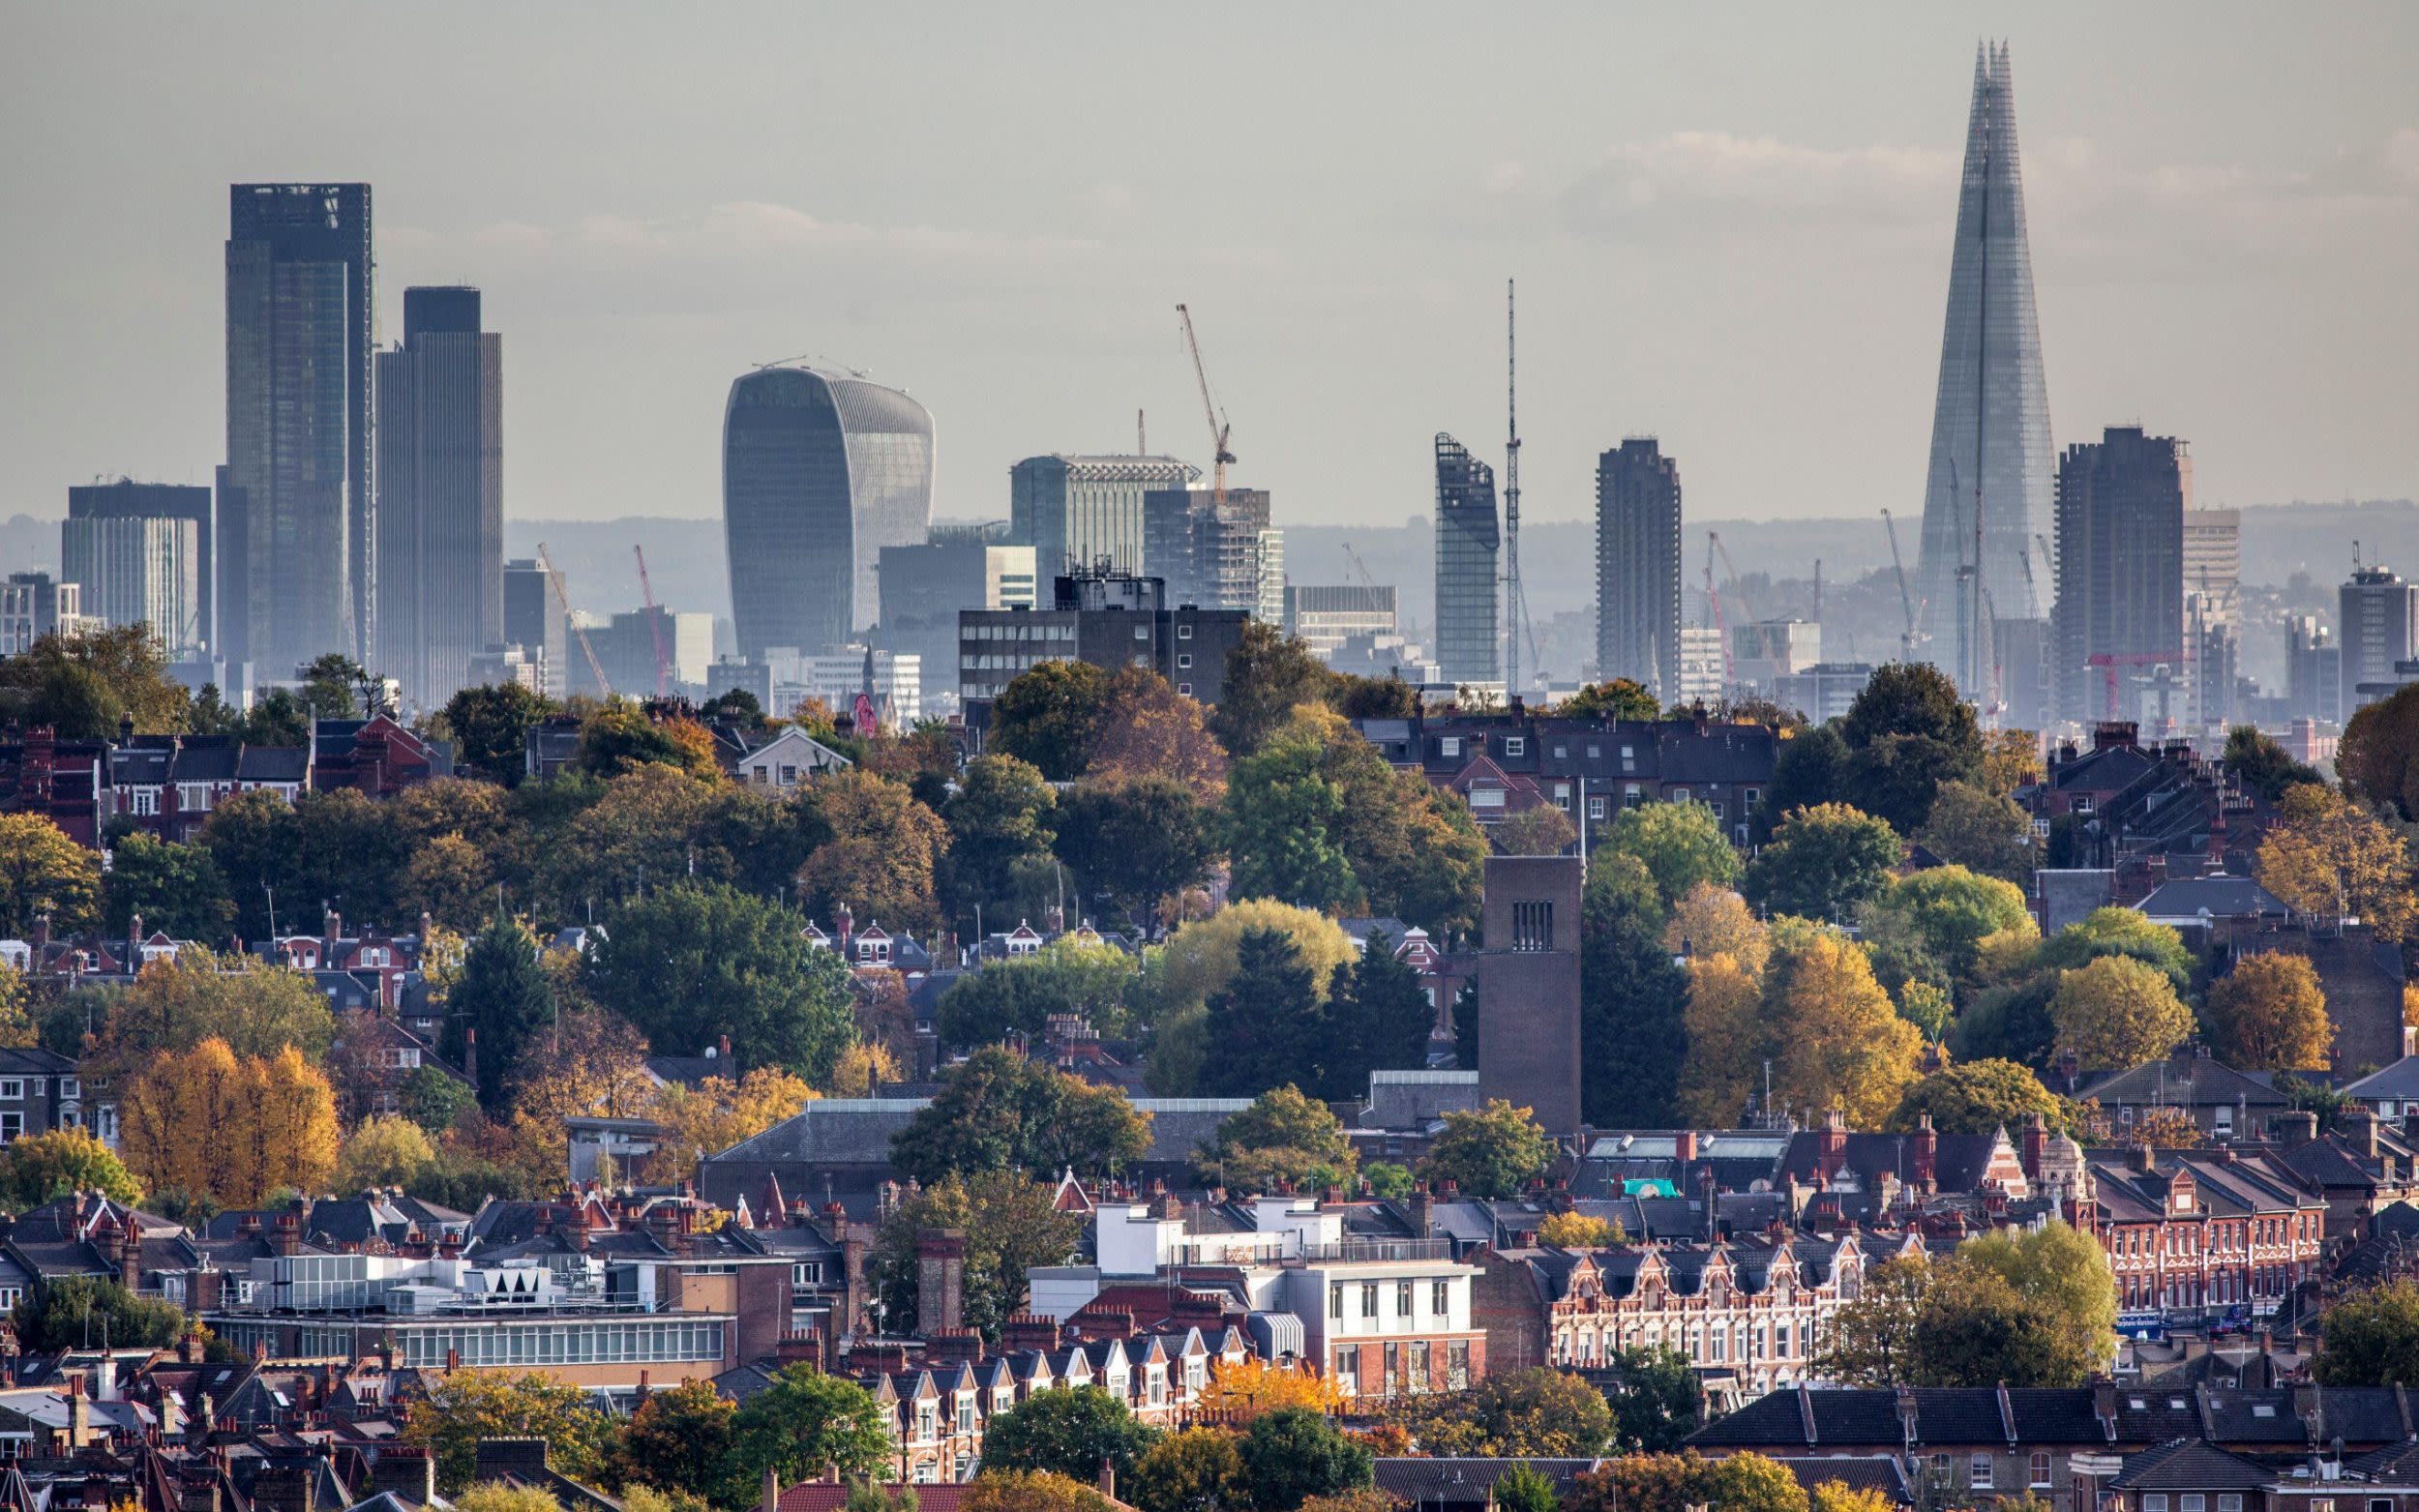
[1504,279,1523,698]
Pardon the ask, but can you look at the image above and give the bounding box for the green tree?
[1813,1258,1928,1387]
[1054,778,1218,926]
[980,1388,1160,1480]
[728,1365,893,1489]
[99,833,233,940]
[2226,724,2327,806]
[870,1171,1085,1345]
[2341,688,2419,821]
[2034,906,2195,992]
[441,682,556,786]
[1606,1346,1702,1454]
[403,1064,479,1134]
[98,947,337,1063]
[1196,1085,1357,1194]
[1488,1464,1559,1512]
[1837,662,1984,834]
[1490,804,1577,857]
[1323,932,1437,1095]
[942,755,1060,926]
[1125,1427,1245,1512]
[332,1114,437,1192]
[1581,851,1690,1127]
[1858,865,2035,990]
[890,1045,1151,1185]
[585,884,856,1085]
[612,1378,742,1508]
[1559,679,1662,721]
[0,1129,142,1209]
[1605,801,1742,909]
[297,652,369,719]
[1209,621,1336,760]
[1224,727,1359,914]
[1200,929,1328,1098]
[2314,1279,2419,1386]
[1753,723,1848,842]
[0,814,102,935]
[1420,1099,1552,1199]
[1916,780,2039,883]
[989,660,1112,781]
[2050,955,2195,1068]
[447,914,556,1112]
[938,938,1145,1049]
[1958,1221,2117,1376]
[0,625,191,737]
[573,698,723,782]
[1391,1367,1614,1456]
[403,1370,615,1493]
[1741,803,1900,922]
[1155,901,1359,1016]
[794,768,952,933]
[1885,1059,2065,1136]
[11,1277,188,1351]
[1235,1408,1372,1512]
[2206,951,2334,1071]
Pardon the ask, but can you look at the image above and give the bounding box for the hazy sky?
[4,3,2414,537]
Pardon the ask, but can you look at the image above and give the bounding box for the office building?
[1257,527,1286,627]
[67,481,214,650]
[2285,616,2344,727]
[723,364,934,661]
[1,575,90,654]
[1729,620,1821,696]
[1912,46,2054,700]
[568,608,714,698]
[375,286,503,709]
[1011,454,1198,579]
[464,644,545,694]
[1143,487,1275,617]
[2341,566,2419,715]
[224,183,376,670]
[876,527,1036,716]
[958,569,1247,706]
[500,559,566,698]
[1771,663,1876,726]
[2183,509,2241,624]
[1595,438,1683,699]
[1433,434,1501,688]
[1286,585,1398,662]
[1477,856,1583,1138]
[60,516,202,653]
[2051,427,2188,726]
[798,649,923,726]
[1676,626,1725,708]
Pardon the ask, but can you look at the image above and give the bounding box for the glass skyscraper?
[1433,433,1501,688]
[723,365,934,660]
[1011,455,1199,579]
[1596,437,1684,701]
[1913,44,2054,703]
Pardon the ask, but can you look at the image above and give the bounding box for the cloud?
[1557,132,1956,240]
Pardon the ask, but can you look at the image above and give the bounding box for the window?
[1330,1285,1345,1319]
[1134,625,1150,640]
[0,1112,19,1143]
[956,1397,974,1432]
[1432,1280,1449,1315]
[1589,795,1607,820]
[791,1262,822,1286]
[1968,1455,1992,1489]
[1504,737,1526,757]
[1440,737,1462,758]
[1745,787,1759,808]
[1384,1342,1401,1393]
[2142,1497,2168,1512]
[1177,653,1192,668]
[2218,1497,2243,1512]
[0,1080,21,1101]
[1178,683,1192,696]
[1670,786,1691,804]
[1511,900,1555,951]
[2029,1451,2051,1488]
[2074,795,2096,814]
[1710,801,1725,818]
[1178,624,1193,639]
[1448,1340,1471,1388]
[1333,1347,1359,1397]
[1361,1283,1379,1317]
[2181,1497,2206,1512]
[132,787,158,816]
[1407,1340,1429,1393]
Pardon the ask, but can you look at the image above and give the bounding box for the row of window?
[394,1319,726,1367]
[1560,1316,1807,1366]
[0,1079,75,1101]
[965,622,1077,641]
[1329,1339,1472,1396]
[1329,1279,1454,1321]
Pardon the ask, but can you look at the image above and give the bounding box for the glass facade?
[1912,44,2054,698]
[1011,456,1199,579]
[1596,438,1683,700]
[1433,433,1501,686]
[724,366,933,660]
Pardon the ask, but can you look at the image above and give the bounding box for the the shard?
[1912,43,2053,709]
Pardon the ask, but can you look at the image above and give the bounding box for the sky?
[3,3,2414,538]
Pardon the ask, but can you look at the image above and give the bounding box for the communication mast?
[1503,280,1524,698]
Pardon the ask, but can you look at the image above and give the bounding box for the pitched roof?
[2110,1438,2274,1491]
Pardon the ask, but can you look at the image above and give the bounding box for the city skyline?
[4,6,2414,541]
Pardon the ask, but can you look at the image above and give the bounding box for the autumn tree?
[0,814,101,935]
[333,1114,438,1192]
[1813,1256,1929,1386]
[2051,955,2195,1069]
[1677,953,1764,1127]
[1858,865,2036,993]
[1126,1427,1246,1512]
[501,1006,657,1180]
[1982,728,2046,796]
[2257,783,2416,941]
[1605,801,1742,909]
[1388,1366,1614,1457]
[97,948,336,1064]
[1536,1211,1623,1249]
[1090,666,1229,797]
[2341,686,2419,821]
[962,1473,1113,1512]
[405,1372,616,1494]
[116,1039,339,1206]
[642,1068,817,1181]
[1420,1100,1552,1199]
[1741,803,1901,922]
[612,1378,742,1508]
[1664,882,1770,975]
[1209,621,1337,759]
[1156,901,1358,1015]
[1195,1358,1346,1420]
[0,1128,143,1208]
[2206,952,2333,1071]
[1885,1059,2065,1136]
[1761,929,1923,1128]
[1196,1086,1357,1194]
[1491,804,1576,856]
[989,660,1112,781]
[0,625,191,736]
[890,1045,1150,1186]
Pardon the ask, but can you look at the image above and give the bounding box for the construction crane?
[1704,534,1734,684]
[634,546,670,698]
[1175,304,1234,502]
[1881,510,1919,657]
[537,543,611,696]
[1709,531,1756,626]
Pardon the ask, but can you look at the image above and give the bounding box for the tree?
[116,1039,339,1206]
[980,1386,1160,1481]
[989,660,1112,781]
[1125,1427,1245,1512]
[0,1128,142,1209]
[942,755,1060,926]
[1581,851,1690,1127]
[97,947,336,1065]
[937,938,1145,1049]
[796,769,951,932]
[1054,779,1218,926]
[1664,882,1770,976]
[99,834,233,939]
[1605,802,1741,909]
[2206,952,2333,1071]
[890,1046,1150,1186]
[454,1485,571,1512]
[2051,955,2195,1068]
[1559,679,1661,721]
[2226,724,2326,806]
[1488,1464,1559,1512]
[1677,953,1764,1127]
[1958,1222,2117,1377]
[1194,1358,1346,1421]
[1196,1086,1357,1194]
[0,814,101,935]
[1753,723,1848,842]
[1837,662,1984,834]
[2256,783,2416,941]
[403,1371,615,1493]
[1210,622,1336,759]
[841,1485,920,1512]
[448,914,556,1111]
[1906,1259,2092,1388]
[1235,1408,1372,1512]
[1491,804,1576,856]
[612,1379,742,1509]
[1809,1482,1900,1512]
[643,1068,818,1181]
[1858,866,2036,990]
[400,1064,478,1135]
[1223,726,1359,914]
[1331,752,1487,938]
[1885,1060,2064,1136]
[1916,780,2039,883]
[9,1275,187,1352]
[728,1365,893,1489]
[1741,803,1899,922]
[962,1473,1113,1512]
[574,699,722,782]
[333,1114,437,1192]
[2034,906,2195,991]
[1605,1346,1701,1454]
[586,885,856,1085]
[1982,728,2046,796]
[1200,929,1329,1099]
[1389,1367,1614,1456]
[1090,667,1230,798]
[0,625,191,736]
[1420,1100,1551,1199]
[1818,1227,2111,1388]
[440,682,556,786]
[1699,1454,1811,1512]
[1762,930,1922,1129]
[2314,1279,2419,1386]
[1814,1256,1928,1386]
[2341,687,2419,821]
[1538,1211,1623,1248]
[1155,902,1358,1018]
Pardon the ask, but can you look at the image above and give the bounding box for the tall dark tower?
[1595,439,1684,700]
[224,183,376,671]
[2050,427,2188,726]
[1433,434,1501,689]
[375,287,503,709]
[1912,45,2052,712]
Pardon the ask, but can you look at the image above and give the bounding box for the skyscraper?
[1143,487,1274,616]
[501,559,567,698]
[1913,45,2054,705]
[2050,426,2188,726]
[1010,455,1198,579]
[375,286,502,709]
[224,183,375,671]
[66,481,214,650]
[1595,437,1683,700]
[1433,433,1500,689]
[61,515,201,653]
[2340,565,2419,714]
[723,364,935,661]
